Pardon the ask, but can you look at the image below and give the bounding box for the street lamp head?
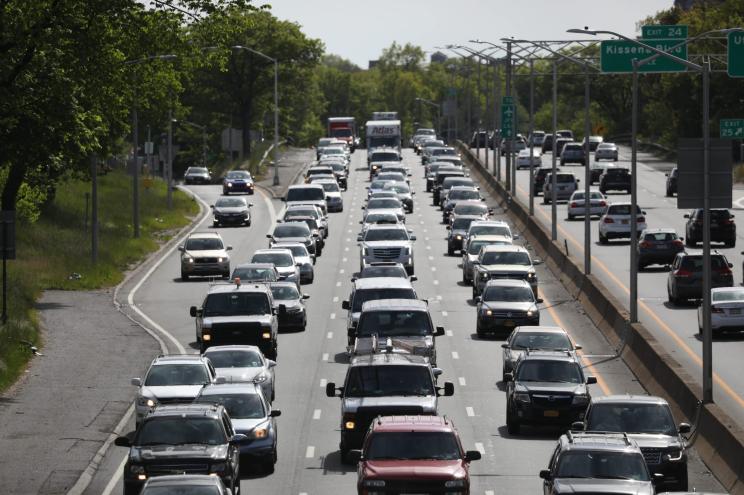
[568,28,596,35]
[469,39,482,44]
[719,27,744,34]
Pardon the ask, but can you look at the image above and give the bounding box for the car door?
[222,412,239,478]
[545,444,561,494]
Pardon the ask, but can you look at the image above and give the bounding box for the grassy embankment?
[0,170,199,391]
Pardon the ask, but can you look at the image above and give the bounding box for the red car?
[351,415,481,494]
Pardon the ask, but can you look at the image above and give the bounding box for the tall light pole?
[232,45,280,186]
[415,97,442,138]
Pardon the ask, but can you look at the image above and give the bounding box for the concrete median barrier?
[456,142,744,494]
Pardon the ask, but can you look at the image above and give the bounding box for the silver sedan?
[567,190,607,220]
[203,345,277,402]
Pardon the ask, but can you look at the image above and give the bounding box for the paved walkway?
[254,146,313,198]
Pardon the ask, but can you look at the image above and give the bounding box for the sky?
[264,0,675,67]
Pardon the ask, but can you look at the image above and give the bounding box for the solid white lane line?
[322,353,329,361]
[313,409,321,420]
[466,406,475,417]
[452,351,460,359]
[426,245,431,250]
[99,454,127,495]
[458,377,467,386]
[486,491,495,495]
[305,446,315,458]
[320,379,327,387]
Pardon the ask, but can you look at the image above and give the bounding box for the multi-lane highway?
[504,144,744,429]
[85,147,723,494]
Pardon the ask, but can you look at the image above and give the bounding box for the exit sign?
[642,24,688,40]
[720,119,744,139]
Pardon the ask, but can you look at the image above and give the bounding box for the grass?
[0,169,199,391]
[734,163,744,183]
[210,141,285,182]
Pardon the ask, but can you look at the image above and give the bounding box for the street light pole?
[529,59,535,216]
[551,60,558,240]
[132,104,140,238]
[583,63,592,275]
[505,40,513,194]
[167,106,173,209]
[630,60,639,323]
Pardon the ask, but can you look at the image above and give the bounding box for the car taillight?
[604,217,614,224]
[724,219,735,224]
[712,306,724,313]
[570,202,578,208]
[673,240,684,247]
[599,201,607,207]
[639,241,652,248]
[675,269,692,278]
[716,267,732,275]
[637,216,645,223]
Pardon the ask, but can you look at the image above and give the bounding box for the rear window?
[679,255,727,271]
[605,168,629,176]
[555,174,575,183]
[452,217,476,230]
[607,204,641,215]
[643,232,677,242]
[287,187,324,201]
[352,288,416,312]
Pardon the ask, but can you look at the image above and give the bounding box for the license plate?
[504,320,515,327]
[656,244,668,250]
[731,309,741,315]
[622,219,629,224]
[544,410,560,418]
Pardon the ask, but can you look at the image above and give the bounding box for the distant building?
[430,51,447,64]
[368,60,379,69]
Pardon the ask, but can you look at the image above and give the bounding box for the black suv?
[505,351,596,434]
[599,167,631,194]
[574,395,690,492]
[667,251,734,304]
[665,167,678,196]
[115,403,244,495]
[684,208,736,247]
[533,166,561,196]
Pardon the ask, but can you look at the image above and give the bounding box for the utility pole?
[91,154,98,263]
[505,40,513,193]
[132,105,140,238]
[551,60,558,240]
[272,57,280,186]
[583,63,592,275]
[167,107,173,209]
[529,59,535,216]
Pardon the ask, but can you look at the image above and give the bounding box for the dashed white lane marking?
[313,409,321,420]
[459,377,467,386]
[446,330,453,337]
[452,351,460,359]
[431,267,436,272]
[419,221,425,225]
[442,311,449,317]
[426,245,431,250]
[342,257,347,262]
[320,378,327,387]
[336,281,342,286]
[322,353,329,361]
[486,491,495,495]
[305,446,315,458]
[428,256,434,260]
[347,229,352,233]
[475,442,486,454]
[466,406,475,417]
[327,331,334,339]
[425,237,430,241]
[344,247,349,251]
[345,238,350,242]
[339,269,345,274]
[423,229,428,233]
[333,296,339,302]
[436,295,442,300]
[329,314,336,321]
[433,280,440,285]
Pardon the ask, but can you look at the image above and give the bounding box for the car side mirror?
[130,377,142,387]
[178,246,185,252]
[539,469,552,480]
[249,203,254,207]
[190,306,198,317]
[501,343,508,349]
[536,298,544,304]
[209,204,214,208]
[434,326,445,337]
[586,376,597,385]
[504,372,513,382]
[348,449,362,463]
[230,434,249,445]
[409,275,418,282]
[266,234,273,239]
[465,450,482,462]
[410,235,417,241]
[342,300,350,310]
[270,410,282,417]
[513,234,520,240]
[303,294,310,300]
[226,245,233,251]
[446,225,451,230]
[440,381,455,397]
[281,197,286,202]
[325,382,340,397]
[678,422,691,434]
[114,436,131,448]
[575,344,582,350]
[533,259,543,265]
[357,235,362,241]
[267,359,277,368]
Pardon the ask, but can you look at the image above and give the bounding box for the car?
[426,146,459,164]
[582,135,604,151]
[307,173,337,185]
[501,326,580,381]
[184,166,211,184]
[539,431,654,495]
[379,164,410,179]
[505,351,596,434]
[251,248,299,285]
[599,167,631,194]
[472,244,541,299]
[554,137,572,155]
[533,166,562,196]
[541,133,555,153]
[222,169,254,194]
[138,475,230,495]
[698,286,744,335]
[267,221,320,256]
[115,403,242,495]
[325,352,454,462]
[369,161,398,179]
[367,177,395,197]
[667,252,734,304]
[359,211,401,233]
[576,395,690,491]
[589,160,616,183]
[364,197,406,222]
[230,262,279,283]
[557,129,574,140]
[637,228,684,269]
[598,202,647,244]
[684,208,736,247]
[425,163,457,192]
[471,130,489,147]
[319,146,349,163]
[516,147,542,168]
[461,234,513,285]
[357,224,416,274]
[315,179,344,212]
[566,190,607,220]
[269,281,309,331]
[195,383,280,473]
[367,190,399,201]
[432,170,467,205]
[352,415,481,495]
[542,172,579,204]
[284,204,328,239]
[529,130,546,146]
[476,279,542,337]
[436,176,476,207]
[351,299,445,363]
[383,181,415,213]
[190,280,278,358]
[501,137,527,155]
[179,232,232,280]
[665,167,678,196]
[447,201,492,225]
[202,345,276,402]
[271,241,314,283]
[353,262,414,281]
[368,148,402,167]
[342,277,418,332]
[447,215,481,255]
[595,142,619,161]
[559,142,586,165]
[465,219,514,244]
[305,165,335,183]
[211,196,252,227]
[442,186,484,220]
[291,216,327,252]
[411,128,437,150]
[130,354,217,425]
[284,184,327,216]
[324,161,348,189]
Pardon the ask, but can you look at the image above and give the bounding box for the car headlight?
[483,308,492,316]
[262,331,272,340]
[665,449,684,461]
[363,247,369,256]
[445,480,466,488]
[344,420,356,430]
[217,257,224,263]
[184,256,194,263]
[253,372,269,383]
[210,462,227,475]
[527,272,536,280]
[226,182,233,188]
[456,235,462,240]
[572,394,589,406]
[253,428,268,439]
[129,464,145,475]
[514,392,531,403]
[526,307,537,317]
[137,397,156,408]
[363,480,385,488]
[480,272,490,280]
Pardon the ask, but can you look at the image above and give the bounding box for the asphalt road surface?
[83,148,724,494]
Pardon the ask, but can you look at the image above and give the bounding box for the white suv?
[598,202,647,244]
[179,232,232,280]
[542,172,579,204]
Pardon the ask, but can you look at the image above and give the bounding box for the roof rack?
[568,430,631,446]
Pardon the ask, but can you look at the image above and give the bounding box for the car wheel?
[472,286,478,300]
[665,188,672,197]
[543,196,549,205]
[599,232,608,244]
[181,272,189,281]
[568,214,574,221]
[213,221,219,227]
[447,245,454,256]
[222,272,230,279]
[340,446,352,464]
[476,326,485,339]
[726,240,736,248]
[506,409,521,435]
[668,289,678,306]
[462,271,468,284]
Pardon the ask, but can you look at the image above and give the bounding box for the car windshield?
[270,285,300,300]
[285,209,318,221]
[232,267,276,281]
[364,229,408,241]
[352,288,416,312]
[453,204,487,215]
[372,152,399,161]
[607,205,642,215]
[377,173,405,182]
[344,365,434,397]
[226,171,251,180]
[452,217,476,231]
[368,199,401,209]
[516,360,582,383]
[385,183,410,193]
[205,349,263,368]
[598,143,617,150]
[643,232,677,242]
[511,332,572,350]
[481,251,530,265]
[319,182,340,192]
[555,451,650,481]
[279,245,308,258]
[449,189,479,200]
[365,213,398,224]
[482,285,534,302]
[586,403,677,435]
[433,148,457,156]
[564,145,582,151]
[469,225,511,238]
[215,198,246,208]
[606,169,629,176]
[713,289,744,302]
[274,224,310,237]
[366,432,460,460]
[444,179,473,189]
[322,148,344,155]
[187,167,208,175]
[329,163,345,172]
[308,168,333,176]
[251,252,293,267]
[286,187,324,201]
[203,293,271,316]
[195,393,265,419]
[145,364,209,386]
[360,266,407,278]
[357,310,431,337]
[143,486,221,495]
[680,255,728,271]
[185,238,223,251]
[468,239,508,255]
[136,417,225,446]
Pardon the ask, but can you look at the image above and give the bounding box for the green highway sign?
[501,104,516,139]
[720,119,744,139]
[641,24,688,40]
[728,32,744,77]
[502,96,515,105]
[600,39,688,73]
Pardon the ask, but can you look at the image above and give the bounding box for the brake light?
[604,217,614,224]
[570,202,578,208]
[673,240,684,247]
[675,269,692,278]
[637,216,645,223]
[716,266,732,275]
[599,201,607,207]
[712,306,724,313]
[639,241,652,248]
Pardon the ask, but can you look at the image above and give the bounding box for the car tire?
[668,289,678,306]
[506,409,521,435]
[246,219,252,226]
[476,326,485,339]
[472,286,478,300]
[568,214,574,221]
[263,453,276,474]
[213,221,219,227]
[340,447,352,465]
[447,245,454,256]
[181,272,189,281]
[599,232,608,245]
[543,196,549,205]
[222,272,230,279]
[124,485,141,495]
[462,271,468,284]
[665,188,672,197]
[726,240,736,248]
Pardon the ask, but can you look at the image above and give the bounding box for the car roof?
[206,281,272,295]
[254,248,293,256]
[361,299,429,312]
[481,244,527,253]
[642,228,677,234]
[142,474,225,487]
[512,325,567,334]
[470,219,509,227]
[350,352,430,366]
[452,215,484,222]
[519,351,577,363]
[269,281,301,291]
[272,241,307,249]
[372,415,456,433]
[484,278,532,288]
[560,431,640,453]
[453,200,486,207]
[188,232,222,240]
[147,403,223,419]
[234,262,276,270]
[366,223,407,231]
[203,344,262,354]
[468,234,513,243]
[590,394,669,406]
[152,354,208,365]
[288,184,323,190]
[353,277,414,290]
[199,382,263,397]
[278,221,312,227]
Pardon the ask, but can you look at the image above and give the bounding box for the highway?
[84,147,724,494]
[506,144,744,429]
